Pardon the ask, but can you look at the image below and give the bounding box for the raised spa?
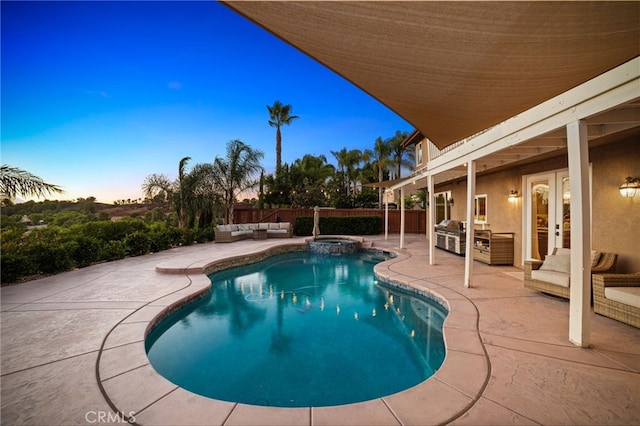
[308,237,360,255]
[145,250,447,407]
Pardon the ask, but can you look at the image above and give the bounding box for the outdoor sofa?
[214,222,292,243]
[524,247,618,299]
[592,273,640,328]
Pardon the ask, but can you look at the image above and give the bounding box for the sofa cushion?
[267,229,287,234]
[238,224,249,231]
[219,225,232,232]
[552,248,600,268]
[540,254,571,273]
[279,222,290,230]
[531,270,570,287]
[259,223,269,230]
[249,223,258,230]
[268,223,280,230]
[605,287,640,309]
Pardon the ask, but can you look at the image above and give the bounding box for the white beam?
[428,173,435,265]
[464,161,476,288]
[384,191,389,241]
[400,186,405,249]
[567,120,591,348]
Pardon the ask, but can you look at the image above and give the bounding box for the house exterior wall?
[436,137,639,271]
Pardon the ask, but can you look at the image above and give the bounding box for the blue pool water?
[145,251,447,407]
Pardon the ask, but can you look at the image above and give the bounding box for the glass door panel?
[559,174,571,249]
[524,170,576,261]
[530,179,550,260]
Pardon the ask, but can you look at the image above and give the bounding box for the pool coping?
[96,242,489,425]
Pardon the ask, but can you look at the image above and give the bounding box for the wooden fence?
[234,208,427,234]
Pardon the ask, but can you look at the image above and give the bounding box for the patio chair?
[592,273,640,328]
[524,248,617,299]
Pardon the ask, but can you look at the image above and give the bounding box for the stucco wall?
[437,137,639,271]
[590,139,640,272]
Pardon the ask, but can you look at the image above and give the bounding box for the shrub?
[181,228,197,246]
[70,235,103,267]
[195,225,214,243]
[294,216,314,236]
[1,253,34,283]
[102,240,127,261]
[294,215,381,236]
[149,224,174,252]
[27,241,75,274]
[124,231,151,256]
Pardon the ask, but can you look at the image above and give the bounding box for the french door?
[524,170,572,261]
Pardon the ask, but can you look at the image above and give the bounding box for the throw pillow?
[540,254,571,273]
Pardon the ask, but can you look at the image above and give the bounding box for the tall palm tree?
[388,130,413,179]
[364,137,392,208]
[0,165,64,201]
[267,101,299,175]
[211,140,264,224]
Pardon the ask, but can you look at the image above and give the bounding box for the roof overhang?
[223,1,640,149]
[390,57,640,191]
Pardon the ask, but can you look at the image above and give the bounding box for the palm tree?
[211,140,264,224]
[364,137,392,208]
[388,130,413,179]
[185,162,220,227]
[142,157,192,228]
[291,154,335,184]
[143,157,221,228]
[267,101,299,175]
[0,164,64,201]
[331,148,362,195]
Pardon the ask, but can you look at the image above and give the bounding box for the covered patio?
[223,1,640,347]
[1,236,639,425]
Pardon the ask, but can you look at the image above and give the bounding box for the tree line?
[1,101,415,229]
[142,101,415,228]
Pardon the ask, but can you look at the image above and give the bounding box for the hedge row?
[1,219,214,284]
[293,215,381,236]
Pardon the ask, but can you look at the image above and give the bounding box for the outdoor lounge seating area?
[593,273,640,328]
[524,248,618,299]
[214,222,292,243]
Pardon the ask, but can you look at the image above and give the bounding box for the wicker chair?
[524,249,618,299]
[592,273,640,328]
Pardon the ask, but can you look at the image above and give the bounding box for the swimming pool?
[145,250,447,407]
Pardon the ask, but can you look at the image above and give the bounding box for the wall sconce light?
[448,197,454,206]
[619,176,640,198]
[508,190,519,202]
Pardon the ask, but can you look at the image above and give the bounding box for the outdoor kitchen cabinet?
[473,230,514,265]
[435,220,466,255]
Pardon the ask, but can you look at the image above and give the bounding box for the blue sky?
[1,1,410,204]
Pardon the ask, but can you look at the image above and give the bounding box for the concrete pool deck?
[1,235,639,425]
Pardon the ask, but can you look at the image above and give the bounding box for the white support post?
[464,161,476,288]
[428,173,435,265]
[384,190,389,241]
[567,120,591,348]
[400,186,406,248]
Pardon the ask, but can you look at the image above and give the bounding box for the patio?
[1,235,638,425]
